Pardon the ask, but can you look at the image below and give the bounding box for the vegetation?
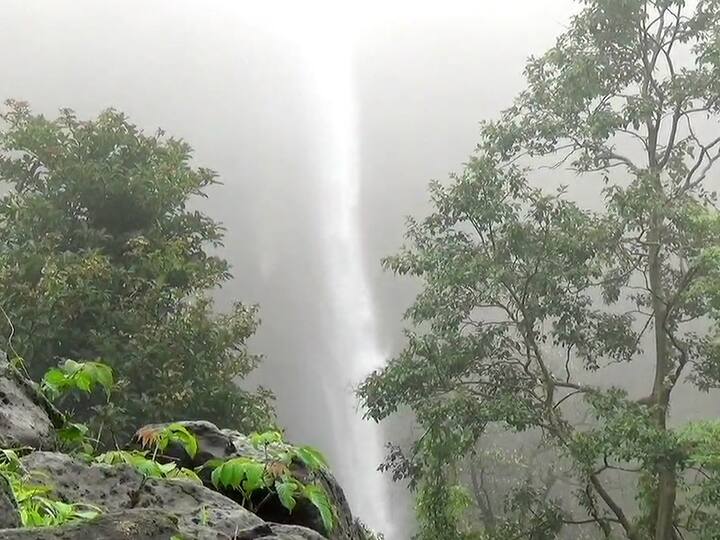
[1,360,337,535]
[0,448,100,528]
[0,101,273,440]
[206,430,335,532]
[0,103,341,536]
[360,1,720,538]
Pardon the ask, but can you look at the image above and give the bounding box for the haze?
[0,1,579,536]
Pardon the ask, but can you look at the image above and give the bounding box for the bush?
[0,101,273,440]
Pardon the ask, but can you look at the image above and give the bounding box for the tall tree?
[0,102,273,439]
[361,1,720,538]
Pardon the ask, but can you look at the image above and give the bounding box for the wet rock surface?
[0,509,181,539]
[21,451,263,536]
[133,421,363,540]
[0,476,18,529]
[0,355,55,450]
[0,364,362,539]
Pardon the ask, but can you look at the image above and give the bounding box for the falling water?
[296,7,395,538]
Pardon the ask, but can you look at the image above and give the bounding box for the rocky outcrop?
[0,476,18,529]
[133,421,364,540]
[0,354,57,450]
[20,452,263,536]
[0,509,181,539]
[0,449,327,540]
[0,359,363,540]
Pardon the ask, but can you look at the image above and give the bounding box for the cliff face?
[0,357,369,540]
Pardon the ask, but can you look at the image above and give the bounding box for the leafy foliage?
[360,1,720,538]
[208,430,335,533]
[94,450,202,483]
[294,445,330,472]
[135,423,199,459]
[42,359,113,400]
[0,102,274,441]
[0,449,100,528]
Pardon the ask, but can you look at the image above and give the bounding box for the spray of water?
[295,7,395,538]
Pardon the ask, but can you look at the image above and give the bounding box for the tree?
[0,102,273,440]
[360,1,720,538]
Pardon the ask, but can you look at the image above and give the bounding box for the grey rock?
[0,475,19,529]
[133,421,361,540]
[0,354,56,450]
[181,522,326,540]
[21,451,263,537]
[226,523,325,540]
[0,509,180,539]
[267,524,327,540]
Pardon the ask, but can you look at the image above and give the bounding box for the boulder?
[0,355,363,539]
[17,452,326,540]
[0,476,19,529]
[0,510,326,540]
[133,421,363,540]
[0,354,58,450]
[0,509,180,539]
[21,451,262,535]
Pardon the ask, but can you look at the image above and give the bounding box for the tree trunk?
[647,216,676,540]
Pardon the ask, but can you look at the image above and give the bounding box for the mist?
[0,1,589,537]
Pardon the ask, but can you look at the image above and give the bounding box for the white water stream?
[297,9,395,538]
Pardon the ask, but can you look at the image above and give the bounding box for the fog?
[0,1,580,536]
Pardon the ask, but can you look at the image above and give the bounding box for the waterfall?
[296,8,395,538]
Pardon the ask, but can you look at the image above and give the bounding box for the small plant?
[94,450,201,483]
[209,430,336,532]
[41,359,113,400]
[40,359,120,454]
[135,423,199,460]
[31,362,336,533]
[0,449,100,528]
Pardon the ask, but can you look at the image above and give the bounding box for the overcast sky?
[0,1,580,535]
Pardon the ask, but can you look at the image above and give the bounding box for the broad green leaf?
[158,462,178,475]
[169,468,203,484]
[241,461,266,495]
[86,362,114,393]
[276,478,299,512]
[250,430,283,447]
[73,372,92,393]
[159,424,198,458]
[303,484,334,532]
[62,359,83,374]
[295,446,329,471]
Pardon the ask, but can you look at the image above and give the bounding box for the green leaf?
[84,361,114,395]
[295,446,329,471]
[159,424,198,458]
[276,478,299,512]
[168,468,203,484]
[303,484,334,532]
[213,458,247,489]
[73,372,92,393]
[41,360,115,400]
[158,462,178,475]
[62,359,83,375]
[41,368,66,397]
[250,430,283,447]
[210,465,223,489]
[241,461,266,495]
[58,422,90,450]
